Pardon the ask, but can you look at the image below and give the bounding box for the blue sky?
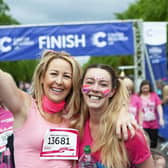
[5,0,135,25]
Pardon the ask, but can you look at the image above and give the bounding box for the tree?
[83,55,134,75]
[0,60,38,85]
[0,0,38,84]
[115,0,168,21]
[0,0,19,24]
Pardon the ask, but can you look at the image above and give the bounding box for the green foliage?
[0,0,9,14]
[0,60,39,84]
[0,0,19,24]
[0,13,19,25]
[83,55,134,76]
[115,0,168,21]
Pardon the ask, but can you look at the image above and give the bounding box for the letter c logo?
[0,37,12,52]
[92,32,107,48]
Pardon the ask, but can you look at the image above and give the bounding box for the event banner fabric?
[143,22,168,82]
[0,22,134,61]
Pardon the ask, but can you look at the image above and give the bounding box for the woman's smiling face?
[82,68,114,111]
[42,58,72,103]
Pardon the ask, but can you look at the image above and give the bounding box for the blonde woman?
[0,50,82,168]
[77,64,154,168]
[123,77,143,126]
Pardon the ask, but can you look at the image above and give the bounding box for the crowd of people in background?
[18,81,31,93]
[123,77,168,168]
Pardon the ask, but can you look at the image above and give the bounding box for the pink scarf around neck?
[42,96,66,114]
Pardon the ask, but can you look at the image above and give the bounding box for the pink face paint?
[82,84,91,93]
[102,89,111,96]
[82,84,111,97]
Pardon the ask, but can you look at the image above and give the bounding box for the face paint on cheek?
[102,89,111,96]
[82,84,91,93]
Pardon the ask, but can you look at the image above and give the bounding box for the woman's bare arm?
[0,69,30,127]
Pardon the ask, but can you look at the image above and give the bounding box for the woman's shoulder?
[125,129,150,149]
[124,129,151,165]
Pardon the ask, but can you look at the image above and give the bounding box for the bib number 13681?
[48,136,70,145]
[40,128,79,160]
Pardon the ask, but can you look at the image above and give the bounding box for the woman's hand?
[116,109,139,140]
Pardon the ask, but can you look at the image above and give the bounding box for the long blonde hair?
[31,50,82,119]
[77,64,130,168]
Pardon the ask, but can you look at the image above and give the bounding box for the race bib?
[0,128,13,152]
[143,111,156,121]
[40,128,79,160]
[143,101,156,121]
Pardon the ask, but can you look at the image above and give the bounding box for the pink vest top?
[79,120,151,168]
[14,98,72,168]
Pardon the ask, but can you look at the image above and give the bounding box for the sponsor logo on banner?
[143,22,167,81]
[0,37,35,53]
[91,32,128,48]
